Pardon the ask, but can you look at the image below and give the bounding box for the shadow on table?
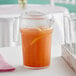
[15,65,33,73]
[51,57,75,74]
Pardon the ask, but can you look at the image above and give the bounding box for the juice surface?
[20,27,53,67]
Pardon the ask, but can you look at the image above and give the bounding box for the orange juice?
[20,27,53,68]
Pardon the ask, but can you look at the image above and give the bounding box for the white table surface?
[0,45,75,76]
[0,4,75,76]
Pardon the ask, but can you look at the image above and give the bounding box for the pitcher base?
[24,65,50,70]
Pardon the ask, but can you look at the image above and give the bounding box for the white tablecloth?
[0,46,75,76]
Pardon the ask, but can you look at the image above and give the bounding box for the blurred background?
[0,0,76,13]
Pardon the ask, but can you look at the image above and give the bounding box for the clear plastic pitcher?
[20,11,54,69]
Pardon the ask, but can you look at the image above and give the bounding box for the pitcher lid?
[21,10,53,20]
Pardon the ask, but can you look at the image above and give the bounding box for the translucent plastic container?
[20,11,54,69]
